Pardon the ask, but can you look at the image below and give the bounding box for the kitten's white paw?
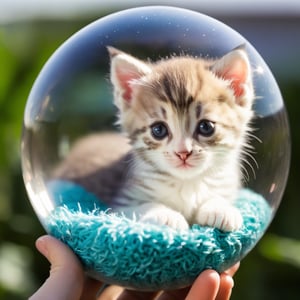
[140,207,189,231]
[196,204,243,232]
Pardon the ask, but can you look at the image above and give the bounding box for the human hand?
[99,263,239,300]
[29,235,239,300]
[29,235,102,300]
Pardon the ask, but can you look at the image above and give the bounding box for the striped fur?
[107,46,255,231]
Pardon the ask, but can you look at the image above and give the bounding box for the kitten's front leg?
[195,201,243,232]
[125,203,190,230]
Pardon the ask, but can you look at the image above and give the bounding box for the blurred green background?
[0,1,300,299]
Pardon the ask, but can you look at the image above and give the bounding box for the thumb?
[29,235,84,300]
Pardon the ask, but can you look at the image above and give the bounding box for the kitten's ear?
[108,46,151,106]
[212,46,253,107]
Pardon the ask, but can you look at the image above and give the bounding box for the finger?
[185,269,221,300]
[81,277,104,300]
[29,235,84,300]
[96,285,127,300]
[155,286,190,300]
[96,285,159,300]
[214,263,239,300]
[216,274,234,300]
[114,289,159,300]
[224,262,240,277]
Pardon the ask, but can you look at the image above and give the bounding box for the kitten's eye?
[151,122,169,140]
[197,120,215,137]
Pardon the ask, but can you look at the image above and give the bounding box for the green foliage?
[0,19,93,299]
[259,234,300,268]
[0,17,299,299]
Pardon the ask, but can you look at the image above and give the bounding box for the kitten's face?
[109,47,254,179]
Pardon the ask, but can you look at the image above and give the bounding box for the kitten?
[107,46,254,231]
[55,46,254,232]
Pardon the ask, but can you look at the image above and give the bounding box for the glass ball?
[21,6,290,290]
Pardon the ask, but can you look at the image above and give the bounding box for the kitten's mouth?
[176,162,194,169]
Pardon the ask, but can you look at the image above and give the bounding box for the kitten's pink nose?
[175,151,192,161]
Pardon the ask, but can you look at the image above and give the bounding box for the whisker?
[240,156,257,180]
[208,143,258,182]
[246,132,262,144]
[240,149,259,169]
[240,164,250,182]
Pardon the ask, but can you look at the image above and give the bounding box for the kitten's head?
[108,46,254,179]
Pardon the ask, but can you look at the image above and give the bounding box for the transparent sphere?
[22,6,290,290]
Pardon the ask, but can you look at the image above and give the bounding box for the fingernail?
[36,236,49,257]
[228,275,234,288]
[230,277,234,288]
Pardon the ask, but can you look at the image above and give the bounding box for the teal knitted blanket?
[46,180,271,290]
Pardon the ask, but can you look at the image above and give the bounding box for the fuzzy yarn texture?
[46,180,271,290]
